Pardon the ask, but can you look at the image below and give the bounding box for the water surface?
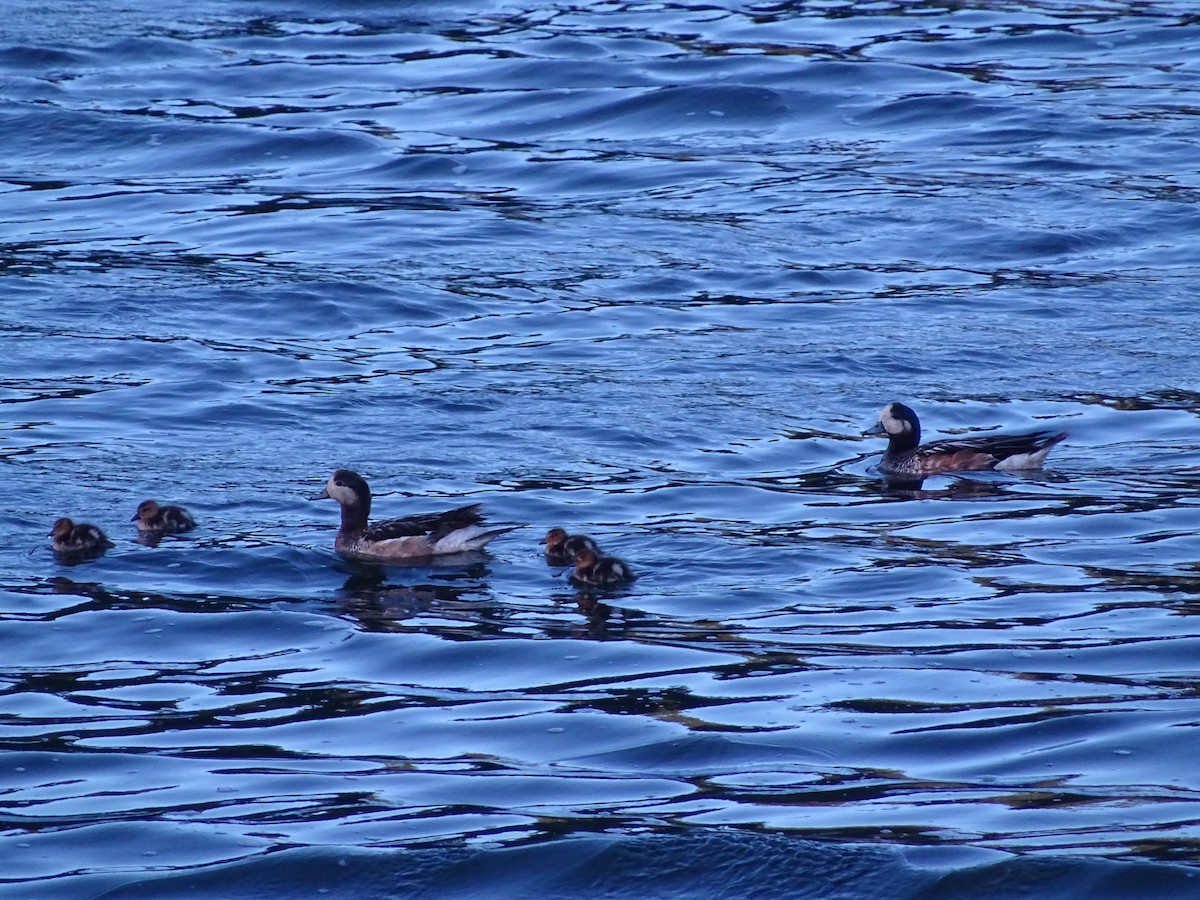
[3,1,1200,896]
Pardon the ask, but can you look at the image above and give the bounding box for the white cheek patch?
[880,405,909,436]
[328,479,356,503]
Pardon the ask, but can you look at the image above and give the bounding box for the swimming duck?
[571,548,635,587]
[542,527,602,566]
[310,469,514,562]
[132,499,196,534]
[49,518,114,555]
[862,401,1067,477]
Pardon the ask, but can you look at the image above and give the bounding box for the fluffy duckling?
[571,548,635,587]
[49,518,114,555]
[132,499,196,534]
[311,468,515,562]
[542,527,602,566]
[863,401,1067,477]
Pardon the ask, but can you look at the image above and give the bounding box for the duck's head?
[132,499,160,523]
[543,527,568,549]
[50,518,74,539]
[310,469,371,507]
[573,549,600,569]
[862,402,920,445]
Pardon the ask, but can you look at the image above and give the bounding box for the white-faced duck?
[310,468,515,562]
[863,401,1067,477]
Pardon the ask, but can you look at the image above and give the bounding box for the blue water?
[4,1,1200,896]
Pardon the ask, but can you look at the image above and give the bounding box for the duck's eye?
[335,479,345,487]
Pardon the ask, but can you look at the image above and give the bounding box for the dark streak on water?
[3,1,1200,897]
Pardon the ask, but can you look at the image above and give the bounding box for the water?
[3,1,1200,896]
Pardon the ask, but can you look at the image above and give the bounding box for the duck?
[862,401,1067,477]
[571,548,635,587]
[542,527,602,566]
[310,468,515,562]
[132,499,196,534]
[49,518,114,555]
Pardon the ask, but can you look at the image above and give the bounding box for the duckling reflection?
[569,589,652,640]
[44,576,120,613]
[577,590,616,621]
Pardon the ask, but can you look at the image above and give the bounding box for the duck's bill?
[308,488,331,501]
[861,421,886,436]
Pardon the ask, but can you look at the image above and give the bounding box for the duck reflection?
[330,555,495,632]
[870,473,1046,500]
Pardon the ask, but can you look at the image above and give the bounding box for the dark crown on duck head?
[332,469,371,499]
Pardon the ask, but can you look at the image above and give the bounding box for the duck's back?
[359,503,484,543]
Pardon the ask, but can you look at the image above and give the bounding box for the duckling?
[49,518,114,555]
[132,499,196,534]
[310,468,515,562]
[571,548,635,587]
[542,527,602,566]
[863,401,1067,477]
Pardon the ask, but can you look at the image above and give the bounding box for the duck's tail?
[993,430,1068,471]
[432,525,520,553]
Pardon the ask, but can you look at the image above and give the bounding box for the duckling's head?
[543,527,568,549]
[573,549,599,569]
[311,469,371,508]
[133,499,160,522]
[50,518,74,539]
[863,402,920,444]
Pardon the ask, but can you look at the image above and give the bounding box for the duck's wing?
[162,506,197,530]
[601,558,635,582]
[72,524,113,549]
[563,534,601,557]
[919,429,1067,468]
[361,503,485,542]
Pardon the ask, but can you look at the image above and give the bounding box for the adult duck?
[311,469,514,562]
[863,402,1067,477]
